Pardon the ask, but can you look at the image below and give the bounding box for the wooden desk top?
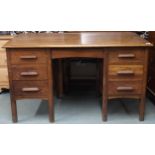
[3,32,152,48]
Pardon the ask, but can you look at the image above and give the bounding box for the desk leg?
[11,98,18,123]
[102,55,108,121]
[7,50,18,123]
[48,97,54,122]
[102,90,108,121]
[139,50,148,121]
[139,97,145,121]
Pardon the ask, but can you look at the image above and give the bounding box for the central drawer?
[108,65,144,81]
[13,81,49,98]
[108,81,142,95]
[52,48,104,59]
[12,64,48,80]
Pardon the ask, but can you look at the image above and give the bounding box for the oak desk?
[3,32,152,123]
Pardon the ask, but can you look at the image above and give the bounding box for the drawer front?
[0,68,9,84]
[108,81,142,95]
[108,48,145,64]
[0,40,9,51]
[108,65,144,81]
[10,49,48,64]
[52,48,104,59]
[12,65,48,80]
[13,81,48,98]
[0,51,7,66]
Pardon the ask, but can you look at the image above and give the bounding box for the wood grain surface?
[3,32,152,48]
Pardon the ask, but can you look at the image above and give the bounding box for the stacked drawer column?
[6,49,54,122]
[103,47,148,121]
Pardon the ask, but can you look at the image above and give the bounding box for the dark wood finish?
[108,65,143,81]
[47,50,54,122]
[108,48,145,64]
[108,81,142,95]
[139,49,149,121]
[6,48,54,122]
[12,65,48,80]
[13,81,49,98]
[4,32,152,123]
[4,32,151,48]
[52,49,104,59]
[102,47,150,121]
[6,49,18,122]
[9,49,48,64]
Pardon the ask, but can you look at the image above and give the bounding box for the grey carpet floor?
[0,91,155,124]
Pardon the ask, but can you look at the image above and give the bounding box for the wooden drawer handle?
[117,70,134,75]
[20,56,37,59]
[20,71,38,76]
[22,87,40,92]
[117,86,134,91]
[118,54,135,58]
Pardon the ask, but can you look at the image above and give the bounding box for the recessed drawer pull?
[22,87,40,92]
[117,70,135,75]
[117,86,134,91]
[20,56,37,59]
[20,71,38,76]
[118,54,135,58]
